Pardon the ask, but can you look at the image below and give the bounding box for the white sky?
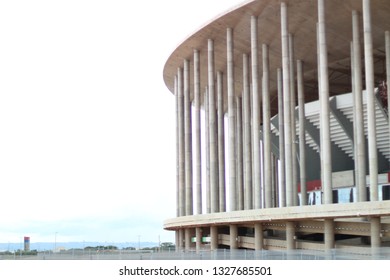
[0,0,242,244]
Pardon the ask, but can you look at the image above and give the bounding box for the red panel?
[298,180,322,193]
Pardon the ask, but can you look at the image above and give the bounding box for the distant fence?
[2,247,390,260]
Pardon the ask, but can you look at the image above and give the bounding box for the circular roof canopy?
[163,0,390,114]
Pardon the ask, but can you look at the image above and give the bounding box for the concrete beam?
[164,200,390,230]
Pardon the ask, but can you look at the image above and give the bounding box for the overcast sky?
[0,0,242,245]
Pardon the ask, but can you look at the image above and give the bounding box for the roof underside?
[163,0,390,116]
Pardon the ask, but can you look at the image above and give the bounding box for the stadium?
[163,0,390,256]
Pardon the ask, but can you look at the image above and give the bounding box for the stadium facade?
[163,0,390,253]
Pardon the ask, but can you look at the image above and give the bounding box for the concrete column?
[351,42,359,201]
[281,2,293,207]
[324,219,335,250]
[210,226,218,250]
[297,60,307,206]
[184,60,193,216]
[236,96,244,210]
[386,31,390,147]
[262,44,272,208]
[227,27,237,212]
[370,217,381,248]
[352,11,367,202]
[208,39,219,212]
[251,15,262,209]
[229,224,238,250]
[194,50,202,214]
[386,31,390,143]
[205,87,211,213]
[175,76,180,217]
[217,71,226,212]
[272,155,278,207]
[317,23,324,188]
[277,68,286,207]
[363,0,378,201]
[195,228,202,253]
[178,229,184,252]
[185,228,191,252]
[254,223,264,250]
[286,221,295,250]
[289,34,298,206]
[175,230,180,252]
[177,67,186,216]
[318,0,333,204]
[243,53,253,210]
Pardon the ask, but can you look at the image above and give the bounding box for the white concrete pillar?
[178,229,184,252]
[177,67,186,216]
[316,23,324,189]
[262,44,272,208]
[254,223,263,250]
[208,39,219,212]
[175,75,180,217]
[386,31,390,145]
[324,219,335,250]
[175,230,180,252]
[281,2,293,207]
[289,34,298,206]
[363,0,378,201]
[195,228,202,253]
[217,71,226,212]
[351,42,359,201]
[210,226,218,251]
[243,53,253,210]
[236,96,244,210]
[205,87,211,213]
[352,11,367,202]
[184,60,193,216]
[229,224,238,250]
[194,50,202,215]
[370,217,381,248]
[185,228,191,252]
[286,221,295,250]
[251,15,262,209]
[227,27,237,212]
[297,60,307,206]
[277,68,286,207]
[318,0,333,204]
[272,155,278,207]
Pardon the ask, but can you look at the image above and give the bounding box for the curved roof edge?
[162,0,390,116]
[162,0,256,94]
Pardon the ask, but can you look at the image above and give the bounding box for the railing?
[2,247,390,260]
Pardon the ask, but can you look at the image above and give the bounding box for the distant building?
[163,0,390,253]
[24,236,30,252]
[53,246,66,253]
